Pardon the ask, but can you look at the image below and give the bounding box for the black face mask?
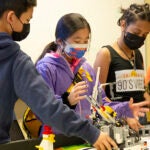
[124,32,145,50]
[11,23,30,41]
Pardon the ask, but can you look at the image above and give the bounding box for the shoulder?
[94,47,111,65]
[13,50,32,70]
[36,59,56,72]
[96,46,111,58]
[80,59,95,75]
[82,60,93,71]
[136,49,143,55]
[135,49,143,60]
[16,50,31,61]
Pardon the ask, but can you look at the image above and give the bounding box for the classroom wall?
[19,0,145,66]
[145,0,150,69]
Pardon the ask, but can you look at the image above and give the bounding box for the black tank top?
[104,45,144,103]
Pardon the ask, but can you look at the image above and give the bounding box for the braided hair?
[118,3,150,26]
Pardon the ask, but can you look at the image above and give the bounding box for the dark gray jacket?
[0,32,100,144]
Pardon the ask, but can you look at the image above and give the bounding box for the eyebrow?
[73,36,89,39]
[133,27,150,34]
[132,27,141,31]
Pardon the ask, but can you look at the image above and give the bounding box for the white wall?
[19,0,145,66]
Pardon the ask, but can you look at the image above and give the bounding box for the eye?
[26,18,30,23]
[84,40,89,44]
[132,31,140,35]
[74,41,81,44]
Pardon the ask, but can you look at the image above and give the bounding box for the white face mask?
[64,42,89,59]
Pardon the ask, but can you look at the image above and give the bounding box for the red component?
[100,106,105,111]
[86,115,90,119]
[43,125,53,135]
[92,106,96,111]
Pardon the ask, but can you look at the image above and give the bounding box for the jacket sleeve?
[102,98,134,118]
[82,61,133,119]
[12,51,100,145]
[36,62,56,92]
[36,62,76,109]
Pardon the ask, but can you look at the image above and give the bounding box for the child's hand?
[68,81,88,105]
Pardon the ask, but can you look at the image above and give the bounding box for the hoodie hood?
[0,32,19,61]
[37,52,87,75]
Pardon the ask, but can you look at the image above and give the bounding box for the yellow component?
[104,106,117,118]
[67,84,74,93]
[99,106,117,122]
[115,122,121,126]
[43,134,56,143]
[99,108,109,119]
[35,146,44,150]
[131,70,137,77]
[78,67,93,82]
[67,67,93,93]
[146,111,150,122]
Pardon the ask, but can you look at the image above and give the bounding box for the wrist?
[61,92,76,109]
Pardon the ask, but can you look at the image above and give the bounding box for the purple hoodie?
[36,53,133,126]
[36,53,105,119]
[0,33,101,144]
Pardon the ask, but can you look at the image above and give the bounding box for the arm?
[102,97,150,131]
[13,52,100,144]
[36,62,88,108]
[36,62,56,93]
[13,52,118,149]
[36,62,71,106]
[102,97,133,119]
[102,97,150,119]
[93,47,111,84]
[145,66,150,85]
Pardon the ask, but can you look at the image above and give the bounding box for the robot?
[85,67,143,149]
[86,95,142,150]
[35,125,55,150]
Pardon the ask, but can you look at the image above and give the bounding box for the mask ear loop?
[59,40,73,60]
[55,39,65,55]
[9,23,14,32]
[87,34,91,52]
[9,13,20,33]
[9,14,24,33]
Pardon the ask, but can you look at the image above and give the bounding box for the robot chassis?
[86,82,150,150]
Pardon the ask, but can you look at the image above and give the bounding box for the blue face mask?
[64,42,88,59]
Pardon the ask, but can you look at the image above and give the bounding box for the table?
[0,135,85,150]
[0,134,149,150]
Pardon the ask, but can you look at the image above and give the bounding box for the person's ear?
[56,39,63,45]
[120,20,126,32]
[6,11,16,24]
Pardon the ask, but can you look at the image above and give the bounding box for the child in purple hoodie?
[36,13,149,133]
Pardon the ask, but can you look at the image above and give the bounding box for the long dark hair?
[36,13,91,64]
[118,3,150,26]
